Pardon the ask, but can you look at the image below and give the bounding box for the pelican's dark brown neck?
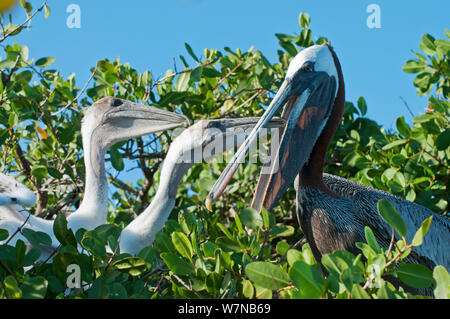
[298,44,345,196]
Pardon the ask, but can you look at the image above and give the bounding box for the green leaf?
[357,97,367,116]
[112,257,148,276]
[109,283,128,299]
[350,284,370,299]
[15,239,26,266]
[395,116,411,138]
[44,4,51,19]
[412,216,433,247]
[289,261,325,298]
[270,225,295,237]
[171,232,194,261]
[0,229,9,241]
[433,265,450,299]
[298,12,310,28]
[0,59,16,70]
[364,226,381,253]
[420,34,436,55]
[110,148,124,171]
[184,43,199,63]
[377,199,407,237]
[435,39,450,55]
[31,165,47,182]
[286,249,302,267]
[216,223,234,240]
[261,207,270,229]
[197,178,215,193]
[81,231,106,257]
[137,246,157,265]
[23,248,42,266]
[245,261,290,290]
[35,57,56,68]
[21,275,48,299]
[382,139,408,150]
[4,276,22,299]
[242,279,254,298]
[240,208,264,230]
[53,213,77,247]
[88,277,109,299]
[254,284,272,299]
[234,212,244,234]
[276,241,290,256]
[414,72,432,91]
[436,128,450,150]
[402,60,425,73]
[175,71,191,92]
[21,228,53,246]
[397,264,433,289]
[160,253,195,276]
[155,232,176,253]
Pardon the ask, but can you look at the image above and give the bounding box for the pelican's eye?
[111,98,123,107]
[302,62,314,72]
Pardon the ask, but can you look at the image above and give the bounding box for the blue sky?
[6,0,449,129]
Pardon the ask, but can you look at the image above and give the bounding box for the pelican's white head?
[286,44,338,85]
[80,97,190,177]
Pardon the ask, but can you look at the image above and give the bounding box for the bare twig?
[165,274,203,299]
[51,62,99,116]
[5,211,31,245]
[385,226,395,259]
[107,174,139,197]
[0,1,48,43]
[212,61,242,91]
[399,96,415,119]
[221,89,265,116]
[148,59,215,92]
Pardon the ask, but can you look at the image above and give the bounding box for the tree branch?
[0,1,48,43]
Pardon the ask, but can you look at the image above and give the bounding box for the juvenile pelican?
[206,44,450,280]
[119,117,284,255]
[0,97,189,246]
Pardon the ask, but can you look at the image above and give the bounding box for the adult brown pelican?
[206,44,450,275]
[0,97,189,246]
[0,173,36,207]
[119,117,284,255]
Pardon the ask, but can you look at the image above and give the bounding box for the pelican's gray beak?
[206,71,336,211]
[103,102,190,140]
[90,100,190,177]
[98,102,190,151]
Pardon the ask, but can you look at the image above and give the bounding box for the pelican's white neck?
[67,116,109,231]
[119,139,191,255]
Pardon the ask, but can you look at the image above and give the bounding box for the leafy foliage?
[0,5,448,299]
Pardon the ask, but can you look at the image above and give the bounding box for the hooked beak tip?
[205,195,213,212]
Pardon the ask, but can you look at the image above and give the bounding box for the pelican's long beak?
[91,100,190,177]
[206,69,336,211]
[103,102,190,138]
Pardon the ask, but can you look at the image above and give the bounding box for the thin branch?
[107,174,139,197]
[399,96,415,119]
[212,61,242,91]
[221,89,265,116]
[165,274,203,299]
[385,226,395,259]
[51,62,99,116]
[5,211,31,245]
[148,59,215,92]
[0,1,48,43]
